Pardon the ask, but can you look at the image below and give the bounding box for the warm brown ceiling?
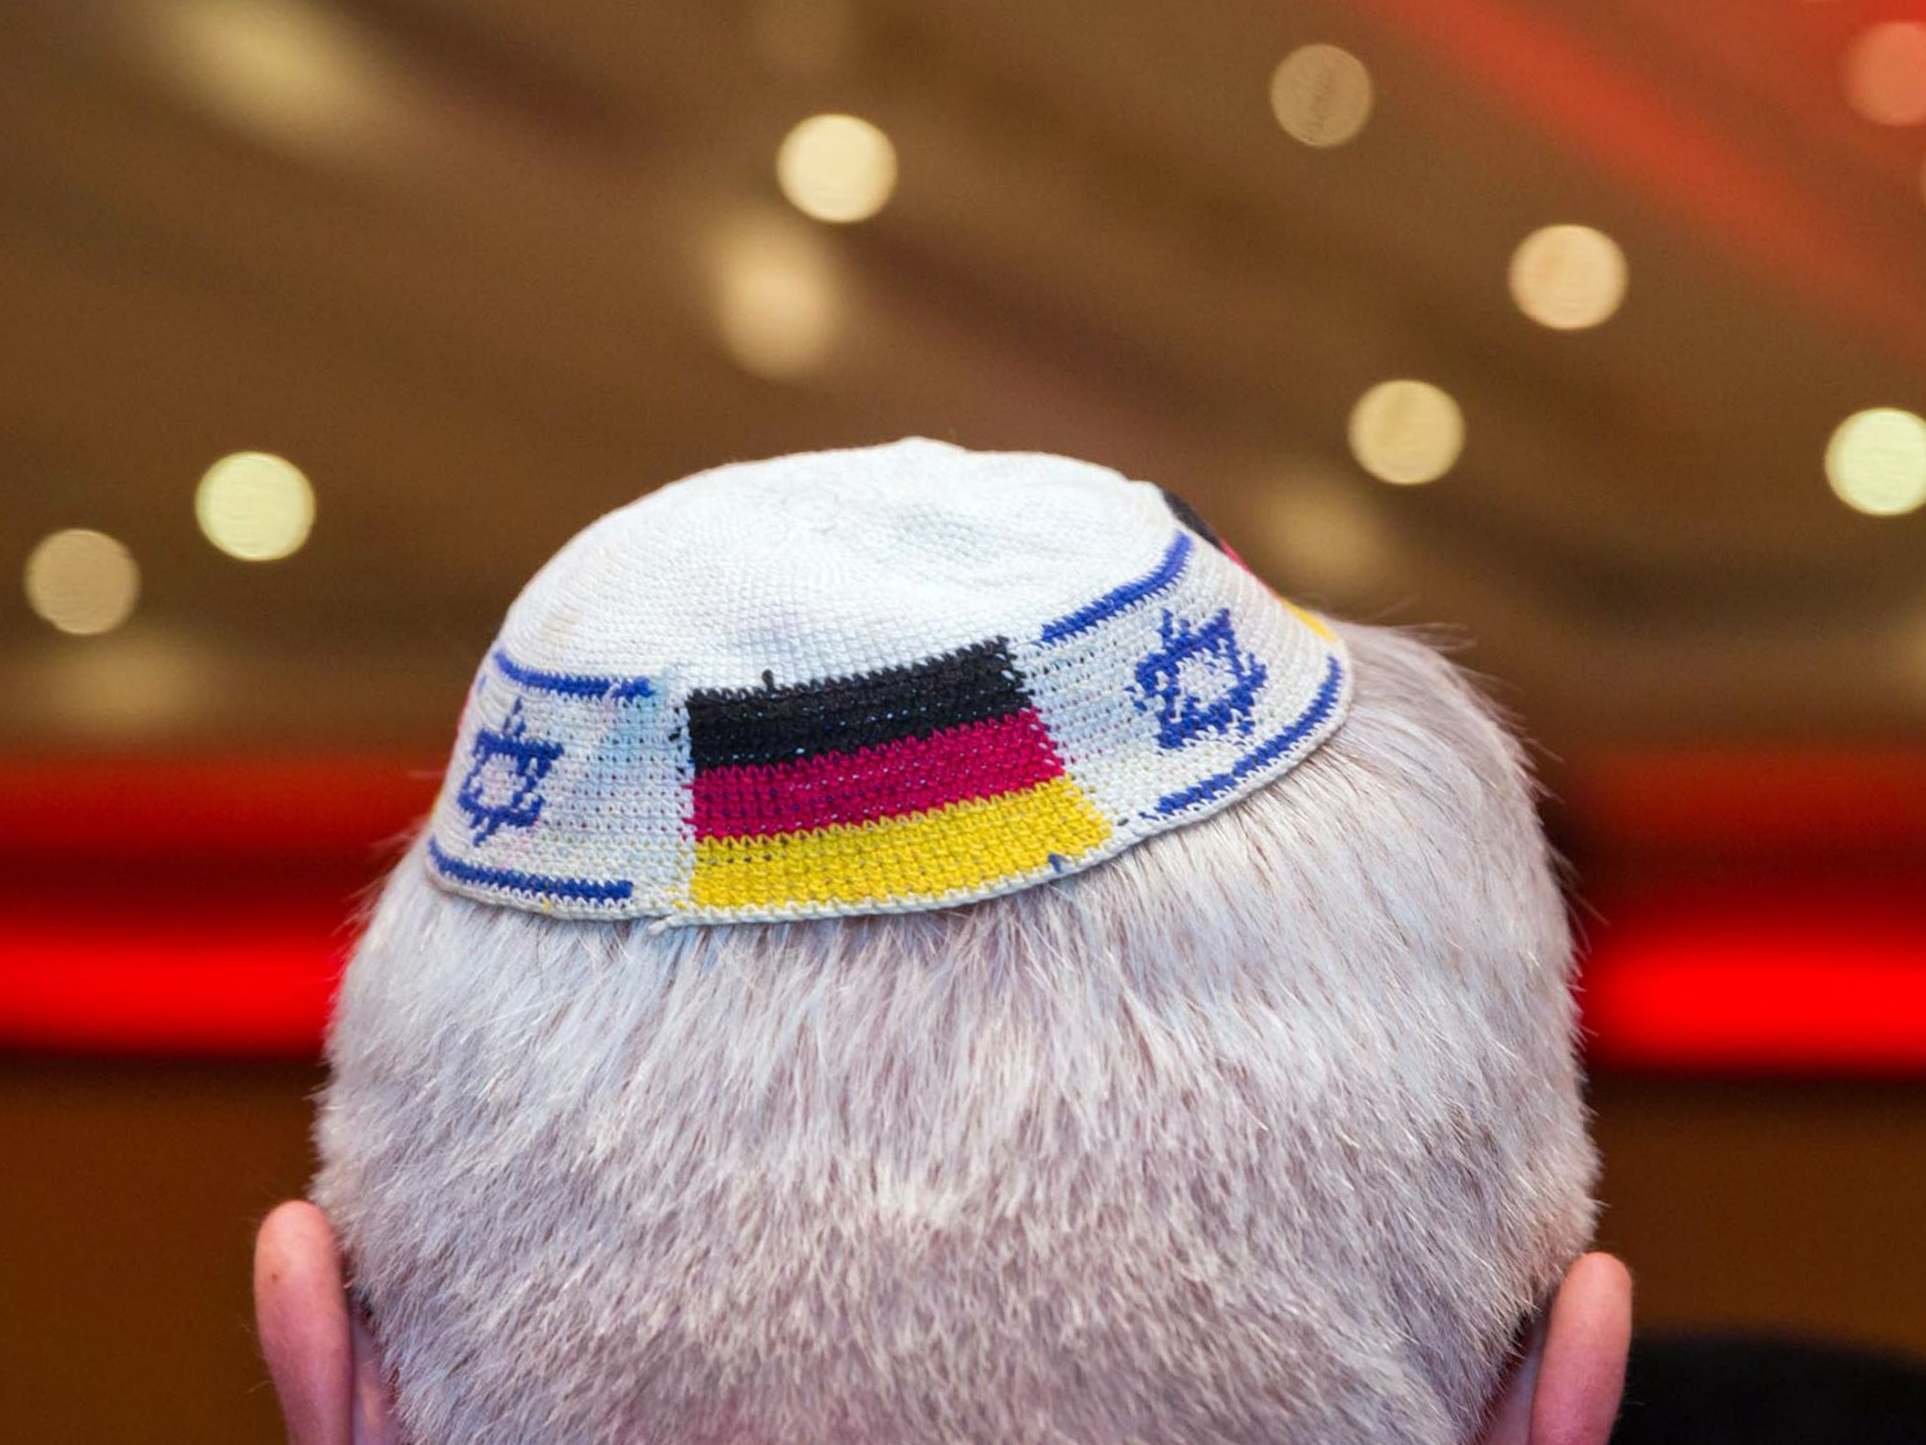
[3,0,1923,758]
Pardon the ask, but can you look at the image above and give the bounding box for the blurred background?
[3,0,1924,1439]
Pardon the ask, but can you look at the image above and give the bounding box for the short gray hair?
[315,621,1597,1445]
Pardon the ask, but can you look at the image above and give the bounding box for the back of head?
[315,441,1596,1444]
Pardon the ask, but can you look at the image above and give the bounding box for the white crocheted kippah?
[424,438,1351,924]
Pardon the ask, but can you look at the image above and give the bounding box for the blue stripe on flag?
[427,838,634,903]
[1038,533,1192,645]
[493,649,653,700]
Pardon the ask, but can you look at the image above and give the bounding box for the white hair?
[314,622,1597,1445]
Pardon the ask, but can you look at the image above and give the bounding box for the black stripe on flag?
[1158,486,1227,554]
[687,637,1032,771]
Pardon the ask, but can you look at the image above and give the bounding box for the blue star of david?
[456,700,565,845]
[1132,608,1269,751]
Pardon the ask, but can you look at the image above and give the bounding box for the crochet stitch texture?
[424,438,1352,923]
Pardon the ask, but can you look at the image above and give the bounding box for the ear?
[1477,1253,1633,1445]
[254,1201,402,1445]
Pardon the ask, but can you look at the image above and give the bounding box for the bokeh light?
[1264,477,1393,601]
[150,0,395,159]
[1825,408,1926,517]
[776,114,898,223]
[23,529,140,636]
[1269,44,1373,148]
[1348,380,1465,485]
[196,451,315,561]
[1843,23,1926,127]
[1509,224,1628,331]
[713,214,843,379]
[36,631,216,739]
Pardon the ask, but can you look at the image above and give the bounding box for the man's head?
[260,442,1627,1443]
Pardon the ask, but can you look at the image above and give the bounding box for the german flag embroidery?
[685,641,1111,912]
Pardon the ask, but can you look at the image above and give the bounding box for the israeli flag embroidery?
[1020,525,1345,833]
[1133,608,1270,751]
[425,650,681,909]
[457,702,563,844]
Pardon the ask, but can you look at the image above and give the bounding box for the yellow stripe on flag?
[689,774,1111,912]
[1281,597,1335,641]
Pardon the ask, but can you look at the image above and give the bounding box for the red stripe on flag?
[691,708,1064,839]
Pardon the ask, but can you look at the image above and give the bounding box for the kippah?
[423,438,1350,924]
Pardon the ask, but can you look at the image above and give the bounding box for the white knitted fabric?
[424,438,1351,923]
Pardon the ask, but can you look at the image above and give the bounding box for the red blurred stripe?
[1,753,1923,1069]
[0,924,343,1055]
[0,755,438,861]
[1584,886,1926,1072]
[1572,750,1926,850]
[0,756,420,1056]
